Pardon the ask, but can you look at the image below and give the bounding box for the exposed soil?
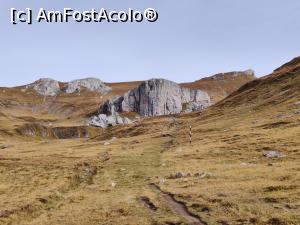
[140,196,158,211]
[149,184,207,225]
[15,123,92,139]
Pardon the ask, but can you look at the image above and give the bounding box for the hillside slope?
[0,71,254,138]
[156,57,300,224]
[182,70,256,103]
[0,62,299,225]
[215,57,300,115]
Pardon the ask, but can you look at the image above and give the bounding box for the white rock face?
[89,113,132,128]
[184,101,211,113]
[181,87,210,103]
[263,151,284,158]
[124,79,183,116]
[209,69,255,80]
[243,69,255,76]
[65,78,111,94]
[30,77,111,96]
[31,78,60,96]
[100,79,211,117]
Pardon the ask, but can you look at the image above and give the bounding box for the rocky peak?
[30,78,60,96]
[89,78,211,128]
[208,69,255,80]
[274,56,300,73]
[242,69,255,76]
[28,77,111,96]
[100,78,211,117]
[65,77,111,94]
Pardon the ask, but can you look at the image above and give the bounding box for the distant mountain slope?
[181,70,256,103]
[0,69,257,135]
[0,70,253,120]
[217,57,300,110]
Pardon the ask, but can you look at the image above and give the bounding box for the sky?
[0,0,300,87]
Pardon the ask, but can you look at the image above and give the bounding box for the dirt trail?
[149,183,206,225]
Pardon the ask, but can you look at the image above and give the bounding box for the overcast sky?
[0,0,299,87]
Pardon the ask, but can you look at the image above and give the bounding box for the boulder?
[263,151,284,158]
[294,101,300,106]
[294,109,300,114]
[168,172,191,179]
[89,113,132,128]
[31,78,60,96]
[65,78,111,94]
[194,171,213,178]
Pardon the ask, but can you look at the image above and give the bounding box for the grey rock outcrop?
[263,151,284,158]
[65,78,111,94]
[100,79,211,117]
[31,78,60,96]
[89,113,132,128]
[209,69,255,80]
[184,101,211,113]
[194,171,213,178]
[30,77,111,96]
[294,101,300,106]
[167,172,191,179]
[235,69,255,77]
[294,109,300,114]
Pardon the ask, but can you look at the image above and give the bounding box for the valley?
[0,62,299,225]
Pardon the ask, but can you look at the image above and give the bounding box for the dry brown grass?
[181,72,255,103]
[156,110,300,225]
[0,58,299,224]
[0,102,299,224]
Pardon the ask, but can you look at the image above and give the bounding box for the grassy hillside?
[182,71,256,103]
[0,59,299,224]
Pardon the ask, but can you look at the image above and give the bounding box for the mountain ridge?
[0,58,299,225]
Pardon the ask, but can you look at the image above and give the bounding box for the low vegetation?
[0,58,299,224]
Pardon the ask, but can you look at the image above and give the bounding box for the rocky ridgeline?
[89,79,211,128]
[29,78,111,96]
[208,69,255,80]
[89,112,133,128]
[65,78,111,94]
[31,78,60,96]
[100,79,211,116]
